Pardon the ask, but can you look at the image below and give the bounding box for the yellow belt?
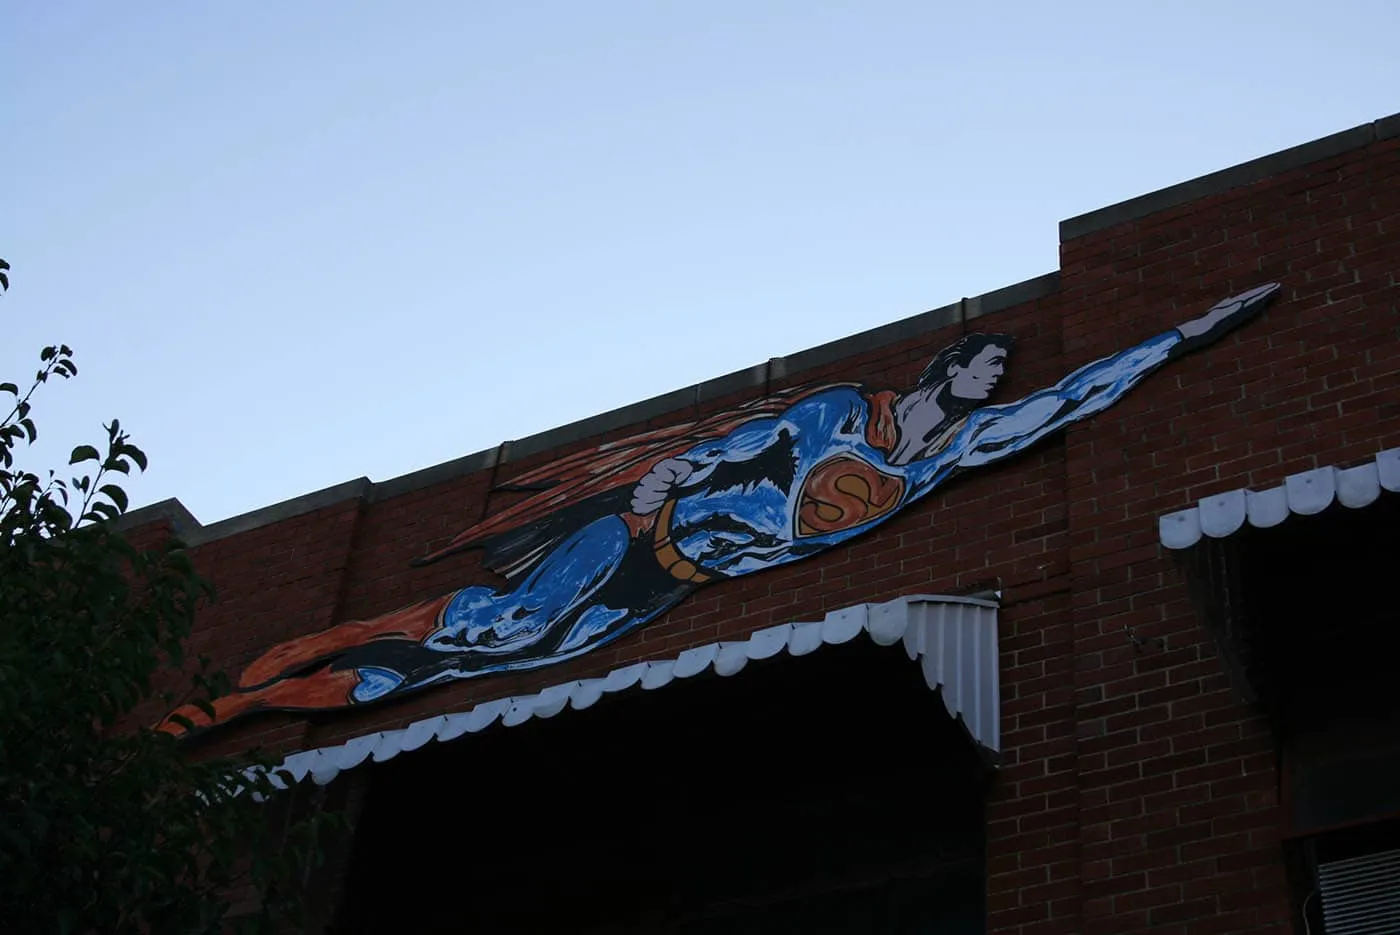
[652,500,715,584]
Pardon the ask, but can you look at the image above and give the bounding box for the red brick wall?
[1043,129,1400,935]
[147,127,1400,933]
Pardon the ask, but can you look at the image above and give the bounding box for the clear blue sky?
[4,1,1397,525]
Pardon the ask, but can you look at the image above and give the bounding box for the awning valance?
[1159,447,1400,550]
[1157,445,1400,714]
[268,594,1000,788]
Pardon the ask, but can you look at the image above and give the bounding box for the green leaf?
[69,445,100,465]
[0,336,331,932]
[87,501,119,522]
[40,346,56,362]
[99,485,129,512]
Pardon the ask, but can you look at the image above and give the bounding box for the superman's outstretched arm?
[954,283,1279,472]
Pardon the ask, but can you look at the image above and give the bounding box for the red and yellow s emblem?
[796,454,906,537]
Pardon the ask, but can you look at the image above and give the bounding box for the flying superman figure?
[160,283,1280,735]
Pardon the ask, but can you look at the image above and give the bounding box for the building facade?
[129,113,1400,934]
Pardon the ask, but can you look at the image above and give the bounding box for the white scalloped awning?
[266,594,1000,788]
[1159,447,1400,550]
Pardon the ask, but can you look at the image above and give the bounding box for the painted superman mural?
[161,284,1280,735]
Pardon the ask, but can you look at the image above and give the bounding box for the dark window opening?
[1229,491,1400,725]
[328,637,990,934]
[1213,490,1400,934]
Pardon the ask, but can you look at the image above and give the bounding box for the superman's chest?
[793,450,907,538]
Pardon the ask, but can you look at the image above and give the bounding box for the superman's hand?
[1177,283,1280,343]
[631,458,694,514]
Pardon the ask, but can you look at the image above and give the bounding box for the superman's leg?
[235,593,454,689]
[158,665,367,735]
[157,516,635,735]
[234,514,629,697]
[424,514,633,657]
[156,593,456,735]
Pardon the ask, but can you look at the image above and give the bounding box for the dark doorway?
[330,636,990,934]
[1194,490,1400,933]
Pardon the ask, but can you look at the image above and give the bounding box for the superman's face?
[947,345,1008,400]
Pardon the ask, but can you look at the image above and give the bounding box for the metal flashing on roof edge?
[1060,111,1400,241]
[264,594,1001,789]
[1158,447,1400,549]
